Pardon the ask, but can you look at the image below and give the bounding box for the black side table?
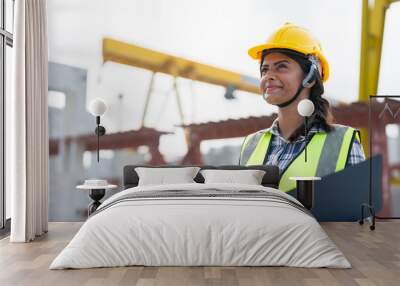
[77,184,117,216]
[289,177,321,210]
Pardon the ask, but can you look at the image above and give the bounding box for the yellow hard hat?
[248,23,329,82]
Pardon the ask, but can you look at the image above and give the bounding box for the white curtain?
[8,0,49,242]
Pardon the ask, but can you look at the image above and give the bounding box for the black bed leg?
[359,203,375,231]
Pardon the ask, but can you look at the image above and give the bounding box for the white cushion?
[200,169,266,185]
[135,167,201,186]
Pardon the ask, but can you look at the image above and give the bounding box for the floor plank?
[0,221,399,286]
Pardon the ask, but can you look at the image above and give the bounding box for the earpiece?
[302,62,317,88]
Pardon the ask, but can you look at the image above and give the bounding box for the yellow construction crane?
[359,0,400,154]
[103,0,399,155]
[102,38,260,95]
[102,37,260,146]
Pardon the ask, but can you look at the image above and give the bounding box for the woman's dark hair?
[261,49,334,137]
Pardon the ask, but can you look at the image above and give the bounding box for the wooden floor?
[0,221,399,286]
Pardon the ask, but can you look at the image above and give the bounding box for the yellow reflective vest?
[239,124,359,192]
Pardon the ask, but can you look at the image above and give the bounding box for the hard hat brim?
[248,43,329,82]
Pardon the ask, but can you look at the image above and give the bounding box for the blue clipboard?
[288,155,382,221]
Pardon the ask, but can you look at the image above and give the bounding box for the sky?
[47,0,400,159]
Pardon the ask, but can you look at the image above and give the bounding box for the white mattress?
[50,183,351,269]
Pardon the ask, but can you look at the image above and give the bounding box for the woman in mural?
[239,23,365,192]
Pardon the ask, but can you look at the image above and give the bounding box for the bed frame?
[123,165,280,189]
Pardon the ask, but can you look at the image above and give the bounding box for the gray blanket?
[92,188,310,217]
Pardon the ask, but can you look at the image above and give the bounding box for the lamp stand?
[94,116,106,162]
[304,116,308,162]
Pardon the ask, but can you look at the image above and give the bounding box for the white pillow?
[200,169,266,185]
[135,167,201,186]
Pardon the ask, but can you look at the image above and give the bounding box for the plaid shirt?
[262,119,365,175]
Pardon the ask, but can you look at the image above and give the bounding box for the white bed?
[50,183,351,269]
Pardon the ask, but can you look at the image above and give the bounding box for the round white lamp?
[88,98,107,162]
[297,99,315,117]
[297,99,315,162]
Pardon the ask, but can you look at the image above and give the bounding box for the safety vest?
[239,124,359,192]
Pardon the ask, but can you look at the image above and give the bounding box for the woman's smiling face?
[259,52,305,106]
